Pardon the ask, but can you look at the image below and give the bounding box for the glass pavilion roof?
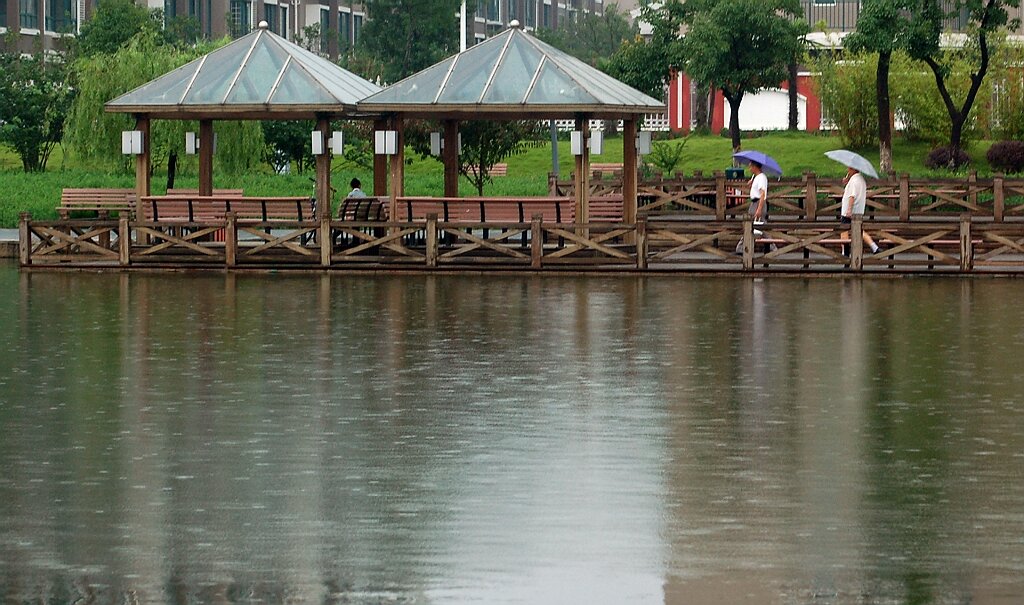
[107,23,381,114]
[360,26,664,114]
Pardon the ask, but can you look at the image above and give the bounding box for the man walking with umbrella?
[826,150,882,256]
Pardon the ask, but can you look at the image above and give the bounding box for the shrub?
[925,146,970,170]
[986,140,1024,174]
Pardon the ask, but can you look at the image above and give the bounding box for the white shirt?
[842,172,867,216]
[749,173,768,216]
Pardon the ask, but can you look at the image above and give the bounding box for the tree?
[905,0,1021,168]
[74,0,164,57]
[602,37,670,101]
[457,121,545,195]
[0,44,74,172]
[357,0,463,83]
[534,5,636,66]
[846,0,915,174]
[678,0,807,151]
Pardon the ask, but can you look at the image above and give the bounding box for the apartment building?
[0,0,369,55]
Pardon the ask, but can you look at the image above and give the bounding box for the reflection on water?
[1,263,1024,604]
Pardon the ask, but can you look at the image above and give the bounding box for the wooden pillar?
[960,213,973,272]
[320,213,332,267]
[373,119,388,196]
[224,211,237,267]
[804,171,817,221]
[425,213,438,268]
[635,214,648,269]
[968,170,978,207]
[851,215,864,271]
[715,171,727,221]
[531,214,543,269]
[119,216,131,266]
[18,212,31,266]
[315,115,332,221]
[443,120,460,198]
[135,116,152,202]
[199,119,214,196]
[388,116,405,229]
[622,118,638,226]
[573,117,590,234]
[898,173,910,222]
[742,215,753,270]
[993,174,1005,222]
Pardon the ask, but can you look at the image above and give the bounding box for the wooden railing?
[550,171,1024,222]
[19,212,1024,273]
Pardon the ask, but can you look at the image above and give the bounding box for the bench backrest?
[139,196,312,222]
[165,188,245,197]
[60,188,136,204]
[338,196,389,221]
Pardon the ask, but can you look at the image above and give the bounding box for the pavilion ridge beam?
[179,55,208,103]
[223,35,262,104]
[266,56,293,104]
[523,57,546,104]
[434,55,461,104]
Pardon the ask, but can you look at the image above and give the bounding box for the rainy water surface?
[1,263,1024,604]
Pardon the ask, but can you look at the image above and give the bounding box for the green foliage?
[893,50,989,147]
[74,0,164,57]
[678,0,807,149]
[534,5,635,66]
[216,121,264,175]
[988,43,1024,140]
[646,137,689,175]
[458,121,547,195]
[262,120,315,174]
[64,33,260,175]
[358,0,462,83]
[0,45,74,172]
[812,52,879,149]
[601,38,668,101]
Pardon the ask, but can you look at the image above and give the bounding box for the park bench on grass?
[58,188,137,219]
[591,163,624,178]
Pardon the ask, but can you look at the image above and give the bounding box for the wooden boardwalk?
[17,213,1024,274]
[17,173,1024,274]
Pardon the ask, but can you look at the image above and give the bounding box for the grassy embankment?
[0,132,996,228]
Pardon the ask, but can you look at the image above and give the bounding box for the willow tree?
[679,0,807,151]
[65,32,262,179]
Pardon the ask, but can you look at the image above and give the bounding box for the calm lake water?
[2,262,1024,604]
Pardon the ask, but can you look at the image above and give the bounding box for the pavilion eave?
[104,103,371,121]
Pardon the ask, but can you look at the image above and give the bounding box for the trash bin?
[725,167,745,179]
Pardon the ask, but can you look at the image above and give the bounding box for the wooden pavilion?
[356,21,665,227]
[105,21,382,219]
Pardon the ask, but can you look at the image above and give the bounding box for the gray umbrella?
[824,150,880,179]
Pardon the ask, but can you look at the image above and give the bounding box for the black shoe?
[841,244,850,257]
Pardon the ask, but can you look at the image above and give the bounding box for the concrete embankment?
[0,230,17,258]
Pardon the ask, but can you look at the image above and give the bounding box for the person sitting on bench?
[348,178,367,198]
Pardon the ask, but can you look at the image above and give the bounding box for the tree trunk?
[877,50,893,175]
[788,60,799,131]
[693,83,708,132]
[949,117,965,169]
[166,152,178,190]
[726,92,743,152]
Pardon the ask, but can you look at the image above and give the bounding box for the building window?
[163,0,176,21]
[20,0,38,29]
[45,0,74,31]
[542,3,550,28]
[320,7,329,52]
[264,3,277,34]
[353,14,362,43]
[189,0,199,17]
[204,0,212,36]
[229,0,251,36]
[508,0,517,22]
[340,10,351,48]
[525,0,535,27]
[0,0,7,28]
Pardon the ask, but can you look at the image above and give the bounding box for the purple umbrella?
[732,150,783,177]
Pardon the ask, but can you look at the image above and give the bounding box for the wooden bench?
[591,163,624,178]
[58,188,136,219]
[338,196,388,221]
[466,163,508,177]
[165,188,244,197]
[139,195,313,223]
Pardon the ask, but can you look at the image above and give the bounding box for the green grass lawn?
[0,132,1000,228]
